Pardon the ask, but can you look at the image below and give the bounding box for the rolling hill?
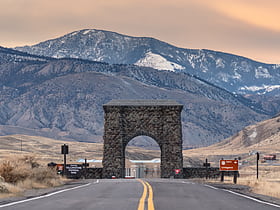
[0,46,269,146]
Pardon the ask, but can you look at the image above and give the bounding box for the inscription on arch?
[102,100,183,178]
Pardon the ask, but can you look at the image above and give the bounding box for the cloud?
[205,0,280,32]
[0,0,279,63]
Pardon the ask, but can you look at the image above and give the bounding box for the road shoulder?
[198,180,280,206]
[0,179,92,206]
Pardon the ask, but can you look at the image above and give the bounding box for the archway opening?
[125,136,161,178]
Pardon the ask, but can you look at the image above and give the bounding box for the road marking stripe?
[137,179,147,210]
[0,182,92,208]
[204,184,218,190]
[204,184,280,208]
[182,181,190,184]
[145,181,155,210]
[137,179,155,210]
[222,189,280,208]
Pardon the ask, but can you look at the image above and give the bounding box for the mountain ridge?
[0,46,269,146]
[15,29,280,96]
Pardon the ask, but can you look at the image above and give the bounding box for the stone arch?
[102,100,183,178]
[123,131,161,148]
[124,135,161,160]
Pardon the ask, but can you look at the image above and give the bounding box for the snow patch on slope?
[216,58,225,68]
[83,29,95,35]
[255,66,271,78]
[273,64,280,69]
[240,85,280,94]
[249,128,257,139]
[135,52,185,72]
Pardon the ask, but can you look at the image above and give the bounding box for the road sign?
[219,160,238,171]
[65,164,84,178]
[203,163,210,167]
[203,158,210,167]
[66,164,83,175]
[174,169,181,174]
[61,144,69,154]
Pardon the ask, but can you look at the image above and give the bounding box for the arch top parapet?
[103,99,183,107]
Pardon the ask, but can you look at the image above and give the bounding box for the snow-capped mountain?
[0,46,50,64]
[15,29,280,96]
[0,46,270,146]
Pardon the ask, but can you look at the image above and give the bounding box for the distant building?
[263,154,276,161]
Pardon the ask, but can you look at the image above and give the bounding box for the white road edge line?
[204,184,280,208]
[204,184,218,190]
[0,182,95,208]
[182,181,190,184]
[222,189,280,209]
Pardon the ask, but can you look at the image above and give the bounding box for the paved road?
[0,179,279,210]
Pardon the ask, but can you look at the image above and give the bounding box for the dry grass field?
[0,120,279,200]
[0,134,159,197]
[0,135,104,165]
[184,117,280,199]
[0,134,160,165]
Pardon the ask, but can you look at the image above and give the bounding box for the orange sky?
[1,0,280,63]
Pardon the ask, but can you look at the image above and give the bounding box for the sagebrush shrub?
[0,161,29,183]
[0,156,58,185]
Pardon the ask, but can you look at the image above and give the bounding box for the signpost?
[84,158,87,178]
[61,144,69,176]
[219,159,239,184]
[203,159,210,179]
[256,152,259,179]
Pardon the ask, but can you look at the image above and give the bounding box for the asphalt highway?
[0,179,279,210]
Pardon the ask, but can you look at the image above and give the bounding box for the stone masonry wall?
[102,101,183,178]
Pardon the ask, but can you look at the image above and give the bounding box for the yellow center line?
[146,181,155,210]
[137,179,147,210]
[137,179,155,210]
